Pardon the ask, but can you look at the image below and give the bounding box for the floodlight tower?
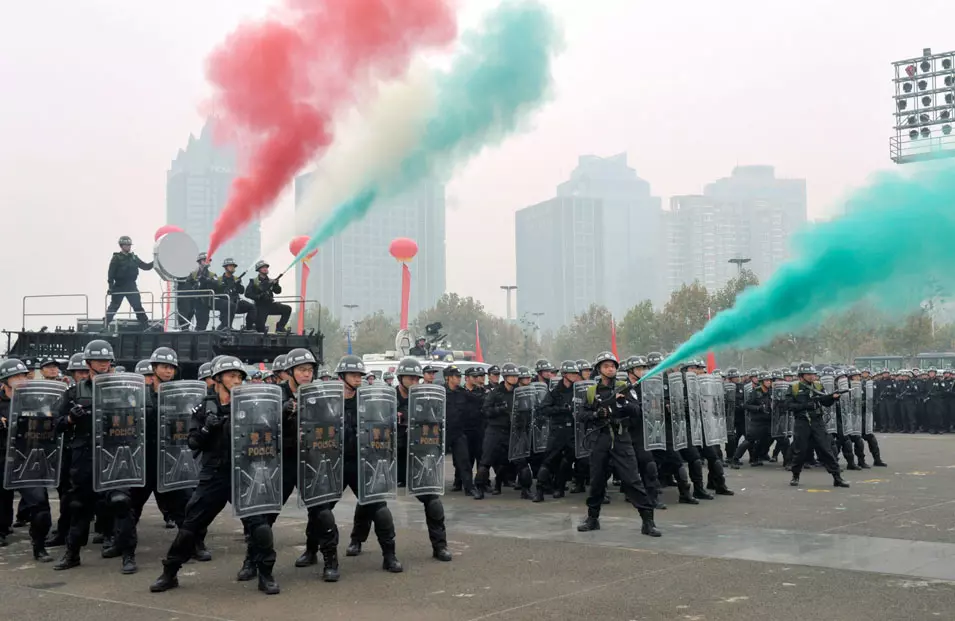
[891,47,955,164]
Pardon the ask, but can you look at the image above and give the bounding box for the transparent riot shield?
[157,380,205,493]
[573,380,597,459]
[685,373,703,447]
[742,382,754,436]
[714,381,728,442]
[356,384,397,505]
[509,385,535,462]
[668,374,688,450]
[92,373,147,492]
[699,375,726,446]
[298,381,345,507]
[531,383,550,453]
[640,375,666,451]
[847,379,863,436]
[771,380,790,438]
[231,384,283,518]
[864,380,874,435]
[723,381,737,438]
[406,384,446,497]
[821,375,837,434]
[549,377,561,390]
[3,380,67,490]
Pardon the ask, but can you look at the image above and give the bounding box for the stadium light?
[890,47,955,164]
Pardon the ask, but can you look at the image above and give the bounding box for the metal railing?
[160,289,232,330]
[22,294,90,330]
[102,290,157,329]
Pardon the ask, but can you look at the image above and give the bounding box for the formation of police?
[1,343,895,596]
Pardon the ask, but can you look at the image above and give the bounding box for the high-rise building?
[166,121,259,270]
[665,165,807,295]
[515,153,662,331]
[294,173,446,325]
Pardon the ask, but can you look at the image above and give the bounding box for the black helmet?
[83,339,115,362]
[396,357,424,378]
[37,356,58,370]
[114,366,127,373]
[335,355,365,376]
[135,360,154,375]
[222,257,238,268]
[422,364,438,374]
[846,366,861,377]
[382,370,396,381]
[0,358,31,382]
[771,369,784,380]
[443,365,461,377]
[575,359,590,372]
[196,252,208,263]
[631,355,650,369]
[198,362,213,380]
[646,352,663,367]
[149,347,179,368]
[118,235,132,246]
[518,366,533,379]
[487,365,501,375]
[559,360,580,374]
[796,362,817,376]
[821,366,835,376]
[725,367,740,378]
[500,363,520,377]
[255,260,269,272]
[212,356,246,380]
[747,368,760,376]
[67,353,88,372]
[594,351,619,368]
[466,366,486,377]
[272,354,288,373]
[317,366,332,379]
[534,359,555,373]
[285,348,317,371]
[757,371,772,381]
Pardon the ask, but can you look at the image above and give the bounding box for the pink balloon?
[389,237,418,262]
[154,224,184,241]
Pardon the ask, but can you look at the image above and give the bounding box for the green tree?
[412,293,489,351]
[300,305,344,365]
[658,282,711,350]
[617,299,661,355]
[817,306,880,362]
[710,269,760,313]
[481,316,547,364]
[352,310,399,356]
[881,311,934,357]
[551,304,615,362]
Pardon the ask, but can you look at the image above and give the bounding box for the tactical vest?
[585,380,627,405]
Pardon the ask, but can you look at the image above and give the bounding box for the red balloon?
[290,235,318,260]
[154,224,184,241]
[389,237,418,262]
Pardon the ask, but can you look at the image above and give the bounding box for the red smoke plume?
[206,0,457,257]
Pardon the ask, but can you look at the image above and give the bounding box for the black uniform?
[1,396,54,553]
[215,272,256,330]
[875,377,897,432]
[739,386,773,465]
[786,380,844,480]
[446,384,474,493]
[653,373,696,504]
[179,265,218,331]
[897,379,919,433]
[106,252,153,327]
[475,383,532,496]
[245,275,291,333]
[624,383,664,507]
[535,379,581,497]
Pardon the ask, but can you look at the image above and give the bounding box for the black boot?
[577,515,600,532]
[192,541,212,562]
[833,476,850,488]
[451,482,462,492]
[693,484,714,500]
[346,540,362,557]
[236,556,257,581]
[790,474,800,487]
[258,571,280,595]
[321,550,340,582]
[165,519,176,529]
[295,549,318,567]
[53,549,81,570]
[34,545,53,563]
[381,545,403,573]
[91,533,105,544]
[846,463,861,471]
[102,544,121,559]
[532,486,545,503]
[552,489,565,499]
[570,480,586,494]
[874,460,888,467]
[655,500,668,510]
[678,469,699,505]
[122,552,138,575]
[433,544,453,562]
[150,570,179,592]
[639,509,661,537]
[45,533,66,547]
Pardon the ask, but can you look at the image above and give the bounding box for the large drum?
[154,231,199,281]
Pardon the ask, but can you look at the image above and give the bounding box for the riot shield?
[3,380,67,490]
[549,377,561,390]
[92,373,147,492]
[297,381,345,507]
[157,380,205,493]
[406,384,446,497]
[356,384,397,505]
[640,375,666,451]
[742,382,754,436]
[231,384,283,518]
[685,373,703,447]
[771,380,791,438]
[509,385,535,462]
[531,382,550,453]
[846,379,863,436]
[714,381,728,442]
[821,375,837,433]
[668,374,688,450]
[699,375,726,446]
[864,380,874,435]
[573,380,597,459]
[723,382,737,437]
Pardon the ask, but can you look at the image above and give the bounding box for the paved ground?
[3,433,955,620]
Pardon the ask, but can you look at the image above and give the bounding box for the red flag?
[610,315,619,360]
[706,307,716,372]
[474,320,484,363]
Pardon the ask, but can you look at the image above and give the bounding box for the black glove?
[69,402,88,419]
[202,413,221,432]
[283,399,297,414]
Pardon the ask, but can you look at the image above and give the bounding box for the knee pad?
[249,523,273,549]
[424,497,445,523]
[109,491,131,510]
[371,504,395,531]
[518,466,533,488]
[645,461,659,482]
[69,497,84,512]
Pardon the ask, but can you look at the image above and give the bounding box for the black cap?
[466,366,486,377]
[444,365,462,377]
[487,365,501,375]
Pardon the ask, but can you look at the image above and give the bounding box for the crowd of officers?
[0,346,895,596]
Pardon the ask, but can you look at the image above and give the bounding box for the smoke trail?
[642,163,955,379]
[292,0,561,263]
[205,0,458,258]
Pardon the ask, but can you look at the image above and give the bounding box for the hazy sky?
[1,0,950,334]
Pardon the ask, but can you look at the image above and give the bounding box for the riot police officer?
[534,359,557,384]
[533,360,581,503]
[151,356,281,595]
[738,372,774,467]
[271,354,290,385]
[215,257,256,331]
[786,363,850,488]
[245,261,291,333]
[621,356,666,509]
[576,352,659,537]
[444,366,475,495]
[106,236,153,329]
[473,363,531,499]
